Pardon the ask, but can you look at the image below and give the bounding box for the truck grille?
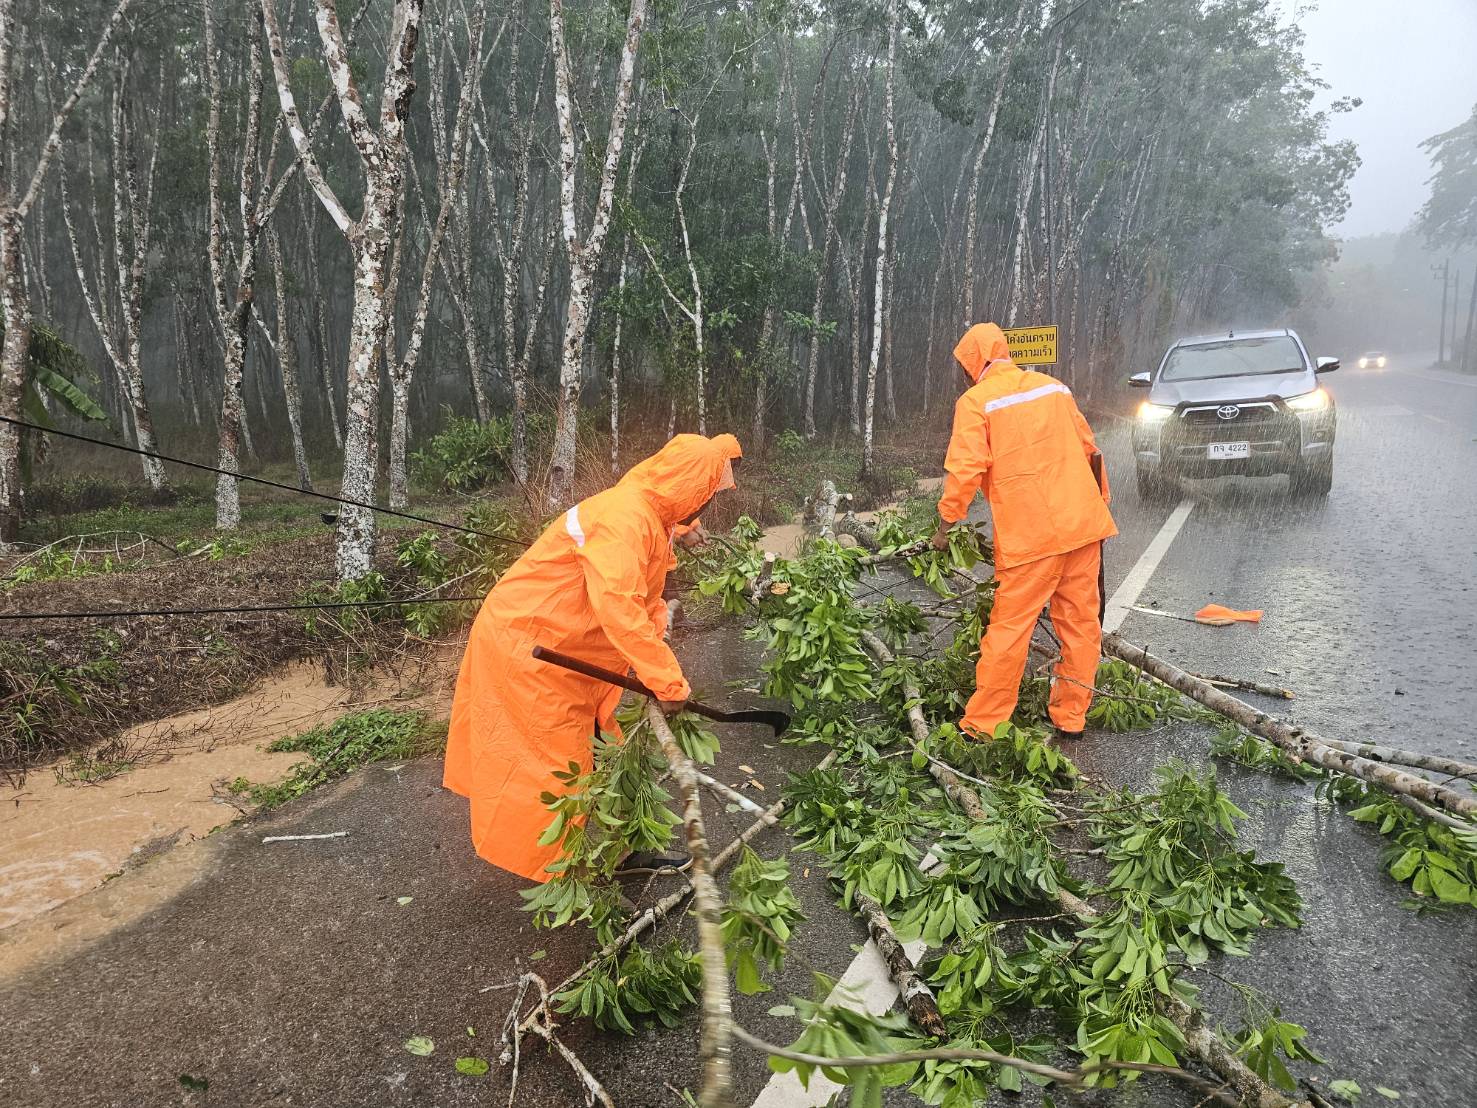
[1163,401,1297,460]
[1179,402,1279,427]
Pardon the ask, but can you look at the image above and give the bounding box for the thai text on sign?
[1003,325,1057,366]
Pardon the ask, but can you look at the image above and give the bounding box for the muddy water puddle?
[1,652,458,934]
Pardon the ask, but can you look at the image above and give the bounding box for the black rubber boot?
[617,848,692,873]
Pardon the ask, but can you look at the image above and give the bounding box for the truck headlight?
[1137,401,1174,423]
[1287,388,1329,413]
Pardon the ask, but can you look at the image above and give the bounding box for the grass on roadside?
[232,708,448,810]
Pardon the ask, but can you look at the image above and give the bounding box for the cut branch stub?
[853,892,948,1039]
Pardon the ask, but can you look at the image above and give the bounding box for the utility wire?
[0,415,531,549]
[0,594,488,623]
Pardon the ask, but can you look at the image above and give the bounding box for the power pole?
[1434,259,1450,365]
[1453,269,1462,364]
[1464,265,1477,375]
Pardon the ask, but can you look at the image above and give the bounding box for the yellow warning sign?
[1003,325,1057,366]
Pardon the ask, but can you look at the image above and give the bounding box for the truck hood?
[1151,370,1316,407]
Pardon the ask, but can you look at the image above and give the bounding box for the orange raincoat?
[444,433,742,882]
[939,323,1116,736]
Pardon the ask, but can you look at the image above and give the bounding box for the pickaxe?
[531,646,791,735]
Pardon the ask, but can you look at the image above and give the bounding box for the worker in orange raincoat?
[930,323,1116,740]
[443,433,743,882]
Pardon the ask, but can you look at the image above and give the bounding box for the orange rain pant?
[962,541,1103,737]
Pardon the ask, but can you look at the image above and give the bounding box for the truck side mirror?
[1128,372,1152,388]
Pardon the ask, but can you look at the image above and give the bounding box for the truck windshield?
[1160,336,1304,382]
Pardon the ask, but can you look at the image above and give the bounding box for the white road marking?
[749,935,930,1108]
[748,852,941,1108]
[1103,499,1195,633]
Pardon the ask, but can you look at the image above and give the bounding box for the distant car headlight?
[1287,388,1329,413]
[1137,401,1174,423]
[1377,356,1387,368]
[1358,358,1369,368]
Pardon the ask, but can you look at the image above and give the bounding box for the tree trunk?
[545,0,647,508]
[863,0,898,478]
[213,299,250,530]
[268,227,311,491]
[0,216,28,543]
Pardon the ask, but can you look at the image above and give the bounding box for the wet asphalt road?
[2,356,1476,1107]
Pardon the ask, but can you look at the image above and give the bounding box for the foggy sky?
[1279,0,1477,240]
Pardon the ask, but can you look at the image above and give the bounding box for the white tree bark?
[264,225,311,491]
[545,0,648,508]
[862,0,898,477]
[203,0,265,528]
[388,2,486,510]
[62,61,166,492]
[262,0,425,581]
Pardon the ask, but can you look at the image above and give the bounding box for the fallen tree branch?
[696,770,768,814]
[853,891,948,1039]
[729,1022,1240,1106]
[647,704,736,1108]
[858,629,1099,920]
[1185,670,1295,700]
[1314,738,1477,782]
[1390,790,1475,832]
[1104,633,1477,819]
[497,972,615,1108]
[861,625,1303,1106]
[515,752,836,1048]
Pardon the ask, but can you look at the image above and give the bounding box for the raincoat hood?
[619,433,742,526]
[954,323,1013,383]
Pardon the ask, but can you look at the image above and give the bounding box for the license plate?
[1207,441,1250,460]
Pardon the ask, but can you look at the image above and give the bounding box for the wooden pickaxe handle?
[530,646,791,735]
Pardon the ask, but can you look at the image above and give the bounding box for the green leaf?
[1375,1089,1400,1100]
[404,1035,435,1056]
[1387,849,1421,882]
[455,1056,490,1076]
[767,1004,797,1018]
[1329,1078,1362,1101]
[30,360,106,422]
[396,896,413,906]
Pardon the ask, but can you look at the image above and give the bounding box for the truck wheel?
[1136,464,1176,504]
[1291,455,1333,498]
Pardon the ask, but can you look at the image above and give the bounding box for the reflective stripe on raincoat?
[938,322,1116,570]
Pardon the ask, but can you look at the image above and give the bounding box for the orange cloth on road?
[962,542,1103,736]
[443,433,742,883]
[938,323,1116,570]
[1195,604,1263,624]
